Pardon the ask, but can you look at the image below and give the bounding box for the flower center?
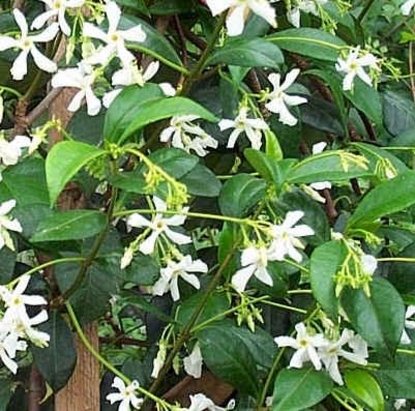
[299,339,308,347]
[53,0,62,9]
[110,32,120,42]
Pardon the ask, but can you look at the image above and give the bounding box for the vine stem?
[180,12,227,95]
[143,245,237,403]
[357,0,376,22]
[65,302,167,406]
[8,257,86,287]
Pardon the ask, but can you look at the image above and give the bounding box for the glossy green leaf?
[341,277,405,357]
[31,310,77,391]
[180,163,222,197]
[348,171,415,228]
[123,254,160,285]
[31,210,107,242]
[382,90,415,136]
[344,369,384,411]
[198,321,261,396]
[268,28,346,61]
[103,84,163,142]
[119,96,218,144]
[207,37,284,68]
[309,241,346,320]
[272,368,333,411]
[265,129,283,161]
[45,141,106,206]
[287,151,371,184]
[219,174,266,217]
[388,241,415,293]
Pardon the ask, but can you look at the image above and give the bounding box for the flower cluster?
[232,211,314,292]
[0,274,50,374]
[274,322,368,385]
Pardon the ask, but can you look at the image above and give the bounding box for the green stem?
[8,257,86,287]
[397,348,415,356]
[62,187,118,301]
[0,86,22,98]
[144,245,237,401]
[377,257,415,263]
[357,0,376,23]
[180,12,226,95]
[65,302,167,406]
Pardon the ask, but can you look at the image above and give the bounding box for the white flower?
[51,63,101,115]
[318,329,368,385]
[0,327,27,374]
[0,134,31,166]
[335,46,379,91]
[287,0,327,28]
[205,0,276,36]
[83,1,146,67]
[268,211,314,263]
[160,115,218,157]
[0,274,47,321]
[219,107,268,150]
[231,246,273,292]
[152,255,207,301]
[126,197,191,255]
[31,0,85,36]
[151,341,167,378]
[183,343,203,379]
[0,199,23,251]
[400,305,415,345]
[394,399,407,410]
[402,0,415,15]
[0,9,58,80]
[265,69,307,126]
[184,393,235,411]
[120,246,134,269]
[3,309,50,348]
[106,377,143,411]
[274,322,326,370]
[360,253,377,276]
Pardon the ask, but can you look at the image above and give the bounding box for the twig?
[25,88,62,127]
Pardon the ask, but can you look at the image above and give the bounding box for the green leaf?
[207,37,284,68]
[0,247,16,284]
[0,378,13,411]
[120,96,218,144]
[123,254,160,285]
[341,277,405,357]
[122,15,183,66]
[287,151,371,184]
[31,310,77,392]
[45,141,106,206]
[268,28,346,62]
[309,241,346,320]
[31,210,107,242]
[382,90,415,136]
[388,241,415,293]
[344,79,382,125]
[149,0,197,14]
[265,129,283,161]
[180,163,222,197]
[198,321,261,396]
[219,174,266,217]
[344,369,384,411]
[104,84,163,143]
[272,368,333,411]
[372,353,415,398]
[1,157,49,206]
[348,171,415,228]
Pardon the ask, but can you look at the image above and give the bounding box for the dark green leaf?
[123,254,160,285]
[207,37,283,68]
[31,210,107,242]
[272,368,333,411]
[348,171,415,229]
[32,310,77,391]
[382,90,415,136]
[219,174,266,217]
[341,277,405,357]
[45,141,106,206]
[0,378,13,411]
[180,163,222,197]
[198,321,260,396]
[268,28,346,62]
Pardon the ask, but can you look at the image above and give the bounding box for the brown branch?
[182,27,207,51]
[25,88,62,127]
[28,366,45,411]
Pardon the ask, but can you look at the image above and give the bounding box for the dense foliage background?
[2,0,415,410]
